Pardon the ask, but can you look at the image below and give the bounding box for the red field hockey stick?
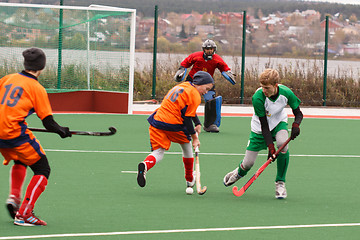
[232,137,291,197]
[28,126,117,136]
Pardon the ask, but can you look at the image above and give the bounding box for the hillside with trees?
[1,0,360,20]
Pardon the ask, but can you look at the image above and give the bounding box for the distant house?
[138,18,154,32]
[216,12,245,25]
[342,26,359,35]
[181,13,203,24]
[301,9,321,23]
[285,26,306,37]
[194,25,214,35]
[343,44,360,55]
[260,14,284,32]
[320,19,344,34]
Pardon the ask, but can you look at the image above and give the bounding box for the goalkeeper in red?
[137,71,214,193]
[0,48,72,226]
[223,69,303,199]
[174,39,235,133]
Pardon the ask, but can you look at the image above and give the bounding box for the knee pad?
[14,160,27,167]
[180,142,193,158]
[29,156,51,179]
[276,130,289,153]
[151,148,165,163]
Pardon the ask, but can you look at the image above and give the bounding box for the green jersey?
[251,84,301,134]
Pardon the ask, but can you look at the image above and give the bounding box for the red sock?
[144,155,156,171]
[10,164,27,199]
[183,157,194,182]
[19,175,48,216]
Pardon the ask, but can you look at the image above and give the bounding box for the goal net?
[0,3,136,113]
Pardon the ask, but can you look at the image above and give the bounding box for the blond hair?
[259,69,280,85]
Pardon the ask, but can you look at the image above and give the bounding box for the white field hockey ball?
[186,187,194,195]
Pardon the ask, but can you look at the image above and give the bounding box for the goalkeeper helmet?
[202,39,217,60]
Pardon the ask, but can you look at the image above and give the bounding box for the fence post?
[323,16,329,106]
[152,5,158,100]
[57,0,63,89]
[240,10,246,104]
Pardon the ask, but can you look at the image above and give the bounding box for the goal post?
[0,2,136,114]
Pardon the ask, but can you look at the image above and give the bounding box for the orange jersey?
[0,72,52,140]
[148,81,201,130]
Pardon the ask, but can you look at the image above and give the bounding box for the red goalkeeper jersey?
[180,51,230,79]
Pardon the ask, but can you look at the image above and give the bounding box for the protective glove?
[291,122,300,140]
[221,71,236,85]
[58,126,72,138]
[268,143,276,162]
[174,66,186,82]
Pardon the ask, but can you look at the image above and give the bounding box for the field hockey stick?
[232,137,291,197]
[28,126,117,136]
[195,146,207,195]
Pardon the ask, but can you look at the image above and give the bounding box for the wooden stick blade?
[198,186,207,195]
[195,156,207,195]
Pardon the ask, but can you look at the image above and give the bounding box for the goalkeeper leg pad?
[204,95,222,128]
[214,96,222,127]
[204,98,217,128]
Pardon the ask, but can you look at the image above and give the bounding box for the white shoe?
[275,181,287,199]
[6,195,21,219]
[223,167,242,187]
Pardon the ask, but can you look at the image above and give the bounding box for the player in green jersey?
[223,68,303,199]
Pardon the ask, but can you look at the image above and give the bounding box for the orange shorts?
[149,125,190,151]
[1,131,45,166]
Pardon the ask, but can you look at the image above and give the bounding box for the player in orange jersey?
[137,71,214,193]
[0,48,72,226]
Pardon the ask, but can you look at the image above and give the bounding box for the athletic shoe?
[186,171,196,188]
[137,162,147,187]
[14,211,47,226]
[223,167,242,186]
[6,195,21,219]
[275,181,287,199]
[203,124,219,133]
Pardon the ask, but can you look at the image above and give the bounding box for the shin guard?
[276,151,289,182]
[10,163,27,199]
[19,175,48,215]
[182,157,194,182]
[144,155,156,171]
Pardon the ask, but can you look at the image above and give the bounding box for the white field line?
[44,149,360,158]
[1,223,360,239]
